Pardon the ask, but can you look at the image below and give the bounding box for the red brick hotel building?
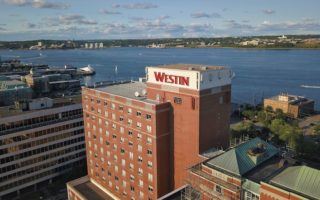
[67,64,233,200]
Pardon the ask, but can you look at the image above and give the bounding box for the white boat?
[301,85,320,89]
[79,65,96,75]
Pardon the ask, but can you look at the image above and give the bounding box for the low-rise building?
[185,137,320,200]
[264,93,315,118]
[0,79,33,106]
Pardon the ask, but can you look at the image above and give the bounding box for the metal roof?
[206,137,279,177]
[270,166,320,200]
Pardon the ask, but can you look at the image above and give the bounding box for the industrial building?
[264,93,314,118]
[67,64,233,199]
[0,95,86,199]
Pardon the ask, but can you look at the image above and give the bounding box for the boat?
[79,65,96,76]
[301,85,320,89]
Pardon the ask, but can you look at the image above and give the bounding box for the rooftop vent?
[134,91,140,97]
[247,143,267,164]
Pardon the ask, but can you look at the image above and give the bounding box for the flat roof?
[95,81,159,105]
[73,181,114,200]
[148,64,226,71]
[0,95,82,118]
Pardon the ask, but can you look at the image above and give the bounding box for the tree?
[314,124,320,135]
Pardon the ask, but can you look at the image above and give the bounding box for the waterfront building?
[184,137,320,200]
[0,79,33,106]
[264,93,314,118]
[0,96,85,199]
[67,64,232,199]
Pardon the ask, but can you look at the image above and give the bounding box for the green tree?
[314,124,320,135]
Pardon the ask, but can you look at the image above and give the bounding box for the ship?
[301,85,320,89]
[78,65,96,76]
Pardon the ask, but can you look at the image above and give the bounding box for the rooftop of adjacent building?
[266,92,314,105]
[148,63,225,72]
[94,81,160,105]
[67,176,116,200]
[269,165,320,200]
[0,95,82,118]
[0,79,29,90]
[205,137,280,178]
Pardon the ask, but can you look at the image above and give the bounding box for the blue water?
[1,48,320,109]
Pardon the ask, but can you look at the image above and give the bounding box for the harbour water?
[1,48,320,109]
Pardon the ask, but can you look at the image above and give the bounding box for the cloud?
[99,9,121,15]
[26,23,36,28]
[262,9,275,15]
[190,12,221,19]
[3,0,69,9]
[112,3,158,9]
[0,27,7,31]
[3,0,30,6]
[44,14,98,26]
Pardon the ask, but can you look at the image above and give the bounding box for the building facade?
[185,137,320,200]
[67,64,232,200]
[0,96,85,199]
[264,93,314,118]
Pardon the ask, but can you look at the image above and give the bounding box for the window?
[137,122,142,128]
[139,180,143,187]
[111,103,115,110]
[128,130,133,136]
[119,116,124,122]
[146,114,152,120]
[105,120,109,126]
[112,123,116,129]
[148,173,153,182]
[105,111,108,117]
[174,97,182,104]
[147,150,152,156]
[130,175,135,181]
[148,186,153,192]
[216,185,222,194]
[128,119,133,125]
[121,148,125,154]
[128,108,132,114]
[136,111,142,117]
[129,152,133,160]
[138,145,142,152]
[120,127,124,133]
[112,113,116,120]
[137,133,142,140]
[119,105,124,111]
[138,168,143,175]
[121,159,126,167]
[104,101,108,106]
[138,156,143,163]
[107,151,110,157]
[147,161,153,168]
[105,130,110,137]
[147,137,152,144]
[130,186,134,192]
[147,125,152,133]
[129,141,133,146]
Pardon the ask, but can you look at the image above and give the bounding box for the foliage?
[314,124,320,135]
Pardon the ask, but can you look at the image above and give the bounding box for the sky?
[0,0,319,41]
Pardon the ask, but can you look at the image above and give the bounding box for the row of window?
[85,96,152,120]
[0,144,85,174]
[87,115,153,134]
[0,151,85,183]
[0,160,84,192]
[0,129,84,156]
[0,136,84,164]
[0,109,82,134]
[0,121,83,146]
